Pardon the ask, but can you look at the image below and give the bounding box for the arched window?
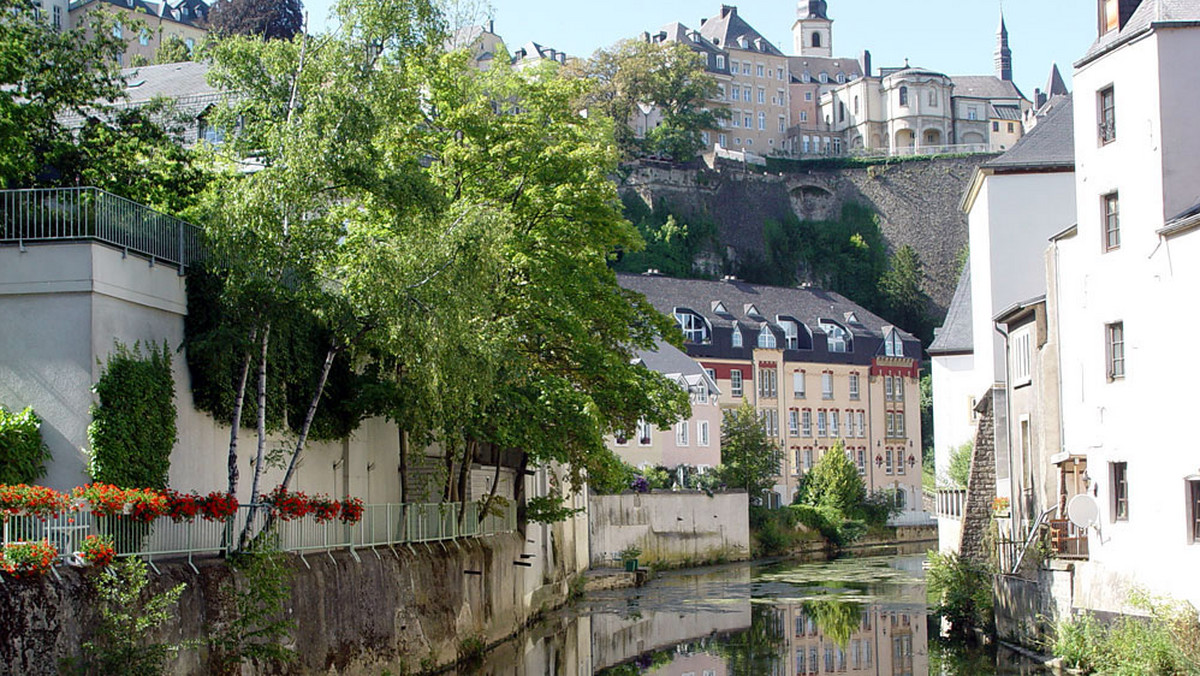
[674,308,710,344]
[757,325,777,349]
[819,320,852,353]
[731,326,743,348]
[884,329,904,357]
[899,86,909,107]
[811,32,822,48]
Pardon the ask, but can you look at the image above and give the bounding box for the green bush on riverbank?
[1050,591,1200,674]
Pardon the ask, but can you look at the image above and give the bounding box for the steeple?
[793,0,833,57]
[994,9,1013,81]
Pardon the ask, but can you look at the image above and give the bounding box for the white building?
[1049,0,1200,613]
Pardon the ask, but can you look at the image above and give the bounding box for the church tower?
[793,0,833,57]
[995,10,1013,81]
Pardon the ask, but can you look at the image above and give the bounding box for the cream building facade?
[69,0,211,67]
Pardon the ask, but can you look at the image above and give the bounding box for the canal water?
[453,554,1044,675]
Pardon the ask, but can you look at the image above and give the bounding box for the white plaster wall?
[587,491,749,567]
[931,352,976,481]
[1055,28,1200,612]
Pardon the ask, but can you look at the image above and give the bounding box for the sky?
[301,0,1100,100]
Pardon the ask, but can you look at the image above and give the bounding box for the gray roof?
[787,55,863,82]
[928,266,973,355]
[983,94,1074,170]
[617,273,922,363]
[951,75,1026,102]
[1079,0,1200,66]
[635,340,721,396]
[59,61,224,137]
[990,104,1023,121]
[1045,64,1069,98]
[699,5,785,57]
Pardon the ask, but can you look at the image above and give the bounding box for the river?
[448,554,1045,676]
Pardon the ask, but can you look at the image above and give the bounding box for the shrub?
[856,490,903,528]
[803,440,865,513]
[209,541,296,674]
[926,550,993,636]
[79,534,117,568]
[0,406,51,485]
[82,557,189,675]
[87,342,177,491]
[1049,592,1200,675]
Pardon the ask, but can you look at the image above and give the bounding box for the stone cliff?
[621,155,995,317]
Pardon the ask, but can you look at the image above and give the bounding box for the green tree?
[0,406,51,484]
[154,34,192,64]
[717,401,781,498]
[879,244,932,342]
[567,39,724,160]
[87,342,177,490]
[802,439,865,513]
[946,440,973,487]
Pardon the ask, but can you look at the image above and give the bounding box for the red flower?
[1,540,58,578]
[79,535,116,567]
[339,497,364,524]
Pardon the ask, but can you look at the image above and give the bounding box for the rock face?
[622,156,995,317]
[0,533,575,675]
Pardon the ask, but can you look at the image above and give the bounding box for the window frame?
[699,421,710,447]
[1112,461,1129,521]
[637,420,653,446]
[788,410,800,437]
[676,420,689,446]
[1103,192,1121,252]
[802,410,813,437]
[821,372,834,399]
[1107,321,1125,380]
[674,308,711,344]
[1189,479,1200,544]
[1099,85,1116,145]
[848,373,860,400]
[730,368,744,397]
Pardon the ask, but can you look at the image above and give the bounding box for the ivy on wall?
[0,406,51,484]
[87,342,177,490]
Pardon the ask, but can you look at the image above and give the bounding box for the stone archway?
[923,128,943,148]
[789,184,838,222]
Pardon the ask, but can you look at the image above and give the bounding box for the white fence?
[1,501,518,574]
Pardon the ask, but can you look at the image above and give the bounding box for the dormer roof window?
[744,303,761,318]
[884,328,905,357]
[732,326,744,349]
[712,300,729,315]
[844,311,860,325]
[674,308,711,344]
[757,325,777,349]
[819,319,852,353]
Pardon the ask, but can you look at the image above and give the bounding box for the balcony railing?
[1049,518,1089,560]
[1,501,518,574]
[935,488,966,520]
[0,187,204,271]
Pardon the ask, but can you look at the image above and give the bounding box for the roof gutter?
[1158,212,1200,239]
[959,167,992,214]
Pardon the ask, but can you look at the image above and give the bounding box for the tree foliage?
[717,401,781,498]
[801,439,865,514]
[82,557,189,675]
[946,440,973,488]
[87,342,177,491]
[0,406,51,485]
[209,0,304,41]
[566,38,724,160]
[880,244,932,343]
[154,34,193,64]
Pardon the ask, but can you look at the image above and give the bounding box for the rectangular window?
[1107,322,1125,380]
[845,411,854,438]
[761,409,779,438]
[718,133,727,147]
[830,410,840,437]
[848,373,859,400]
[699,421,710,446]
[676,421,689,446]
[52,5,62,29]
[896,412,906,437]
[886,412,895,437]
[1103,193,1120,251]
[885,449,894,475]
[1013,331,1032,384]
[731,61,739,75]
[717,84,726,100]
[1099,86,1116,144]
[779,116,786,133]
[757,64,765,77]
[804,448,814,471]
[701,131,710,147]
[857,449,866,475]
[758,88,765,104]
[1112,461,1128,521]
[802,410,813,437]
[731,369,744,397]
[895,377,905,402]
[1008,122,1015,133]
[822,373,833,399]
[856,411,865,437]
[744,114,752,128]
[817,411,827,437]
[637,420,652,446]
[758,112,766,130]
[885,375,894,401]
[759,368,777,398]
[793,371,806,398]
[993,121,1000,132]
[731,87,740,102]
[788,410,799,437]
[1190,480,1200,543]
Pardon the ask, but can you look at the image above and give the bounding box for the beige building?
[618,273,925,515]
[69,0,210,67]
[699,5,792,155]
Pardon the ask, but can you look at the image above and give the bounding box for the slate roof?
[617,273,922,364]
[635,340,721,397]
[699,5,785,57]
[1079,0,1200,66]
[59,61,225,137]
[1045,64,1069,98]
[787,55,863,82]
[928,267,973,356]
[983,94,1074,170]
[951,75,1026,101]
[990,105,1023,121]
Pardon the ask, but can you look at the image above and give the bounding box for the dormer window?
[778,319,799,349]
[712,301,729,315]
[820,320,852,353]
[731,327,744,348]
[884,329,904,357]
[819,73,828,83]
[802,71,811,83]
[844,312,859,325]
[716,55,726,70]
[757,325,777,349]
[837,73,845,84]
[744,303,761,318]
[674,308,710,344]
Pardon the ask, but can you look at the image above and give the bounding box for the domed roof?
[799,0,829,20]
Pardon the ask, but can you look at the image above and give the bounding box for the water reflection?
[456,555,1035,676]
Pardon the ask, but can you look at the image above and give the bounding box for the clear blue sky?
[301,0,1098,99]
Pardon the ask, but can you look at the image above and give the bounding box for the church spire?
[995,7,1013,81]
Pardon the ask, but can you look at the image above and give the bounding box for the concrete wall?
[0,532,585,675]
[588,491,749,568]
[931,352,977,480]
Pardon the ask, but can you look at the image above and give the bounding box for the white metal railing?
[0,187,204,270]
[0,502,517,573]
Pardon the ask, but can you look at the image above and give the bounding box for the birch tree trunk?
[225,327,257,497]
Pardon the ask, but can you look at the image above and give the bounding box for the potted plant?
[1,540,58,578]
[619,545,642,572]
[77,534,116,567]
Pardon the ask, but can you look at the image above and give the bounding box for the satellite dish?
[1067,494,1100,529]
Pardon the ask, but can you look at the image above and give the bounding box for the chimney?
[721,5,736,19]
[642,31,651,43]
[860,49,872,77]
[487,19,494,34]
[700,17,707,26]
